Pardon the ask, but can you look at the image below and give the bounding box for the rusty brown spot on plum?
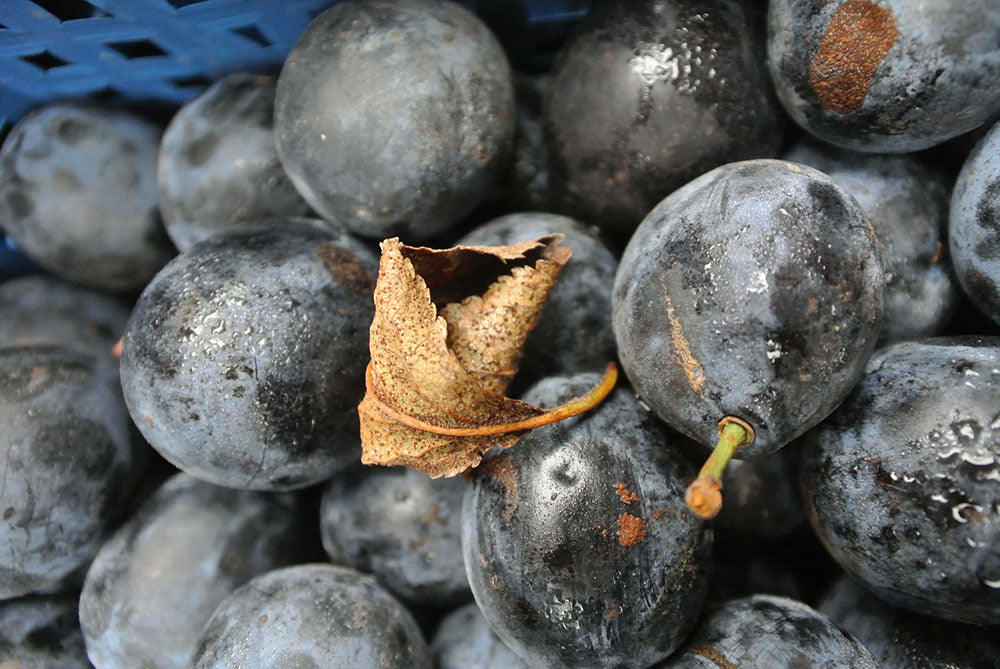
[809,0,897,114]
[617,513,646,547]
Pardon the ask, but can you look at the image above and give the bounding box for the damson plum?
[0,102,174,292]
[190,564,432,668]
[785,140,957,345]
[275,0,515,241]
[0,275,131,358]
[800,338,1000,624]
[157,73,312,251]
[543,0,783,240]
[457,212,618,383]
[462,373,711,668]
[612,159,883,518]
[431,602,527,669]
[950,118,1000,326]
[660,595,878,667]
[712,449,804,548]
[0,593,88,667]
[79,473,313,668]
[768,0,1000,153]
[320,466,470,608]
[0,347,144,599]
[819,576,1000,668]
[119,220,376,491]
[476,73,557,215]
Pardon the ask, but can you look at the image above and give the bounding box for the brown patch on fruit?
[617,513,646,547]
[613,482,640,504]
[478,455,519,525]
[317,243,376,299]
[931,241,945,265]
[663,292,706,397]
[809,0,897,114]
[688,643,738,669]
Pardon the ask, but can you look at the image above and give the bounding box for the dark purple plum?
[119,219,376,491]
[0,102,174,292]
[0,274,131,359]
[190,564,432,668]
[801,337,1000,624]
[705,551,804,605]
[476,73,556,216]
[612,159,883,517]
[471,0,592,73]
[431,602,527,669]
[157,73,312,252]
[708,524,844,608]
[786,140,958,345]
[0,347,144,600]
[457,212,617,384]
[660,595,878,667]
[768,0,1000,153]
[712,448,804,548]
[950,118,1000,327]
[320,466,470,608]
[275,0,515,241]
[820,576,1000,668]
[462,373,711,668]
[543,0,783,241]
[0,594,88,667]
[79,473,313,668]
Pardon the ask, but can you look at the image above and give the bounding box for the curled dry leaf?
[358,235,617,477]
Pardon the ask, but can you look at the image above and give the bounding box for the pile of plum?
[1,0,999,666]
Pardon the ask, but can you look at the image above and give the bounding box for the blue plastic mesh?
[0,0,344,135]
[0,0,589,276]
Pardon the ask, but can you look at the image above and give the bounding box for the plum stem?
[685,418,754,520]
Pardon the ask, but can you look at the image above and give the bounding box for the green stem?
[685,420,753,519]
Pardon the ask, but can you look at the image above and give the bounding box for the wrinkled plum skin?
[79,473,311,669]
[458,212,618,383]
[801,338,1000,624]
[119,221,376,491]
[543,0,783,241]
[431,602,528,669]
[0,275,131,358]
[462,374,711,668]
[320,466,470,607]
[660,595,878,667]
[0,593,89,667]
[157,73,312,252]
[768,0,1000,153]
[0,347,143,600]
[0,102,174,292]
[190,564,433,669]
[613,159,884,458]
[275,0,515,241]
[820,576,1000,668]
[786,140,957,345]
[951,119,1000,326]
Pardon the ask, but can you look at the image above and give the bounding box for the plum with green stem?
[612,159,884,518]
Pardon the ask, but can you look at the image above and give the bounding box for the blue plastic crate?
[0,0,590,278]
[0,0,590,132]
[0,0,349,136]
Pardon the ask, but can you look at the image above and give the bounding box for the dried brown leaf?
[358,235,616,477]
